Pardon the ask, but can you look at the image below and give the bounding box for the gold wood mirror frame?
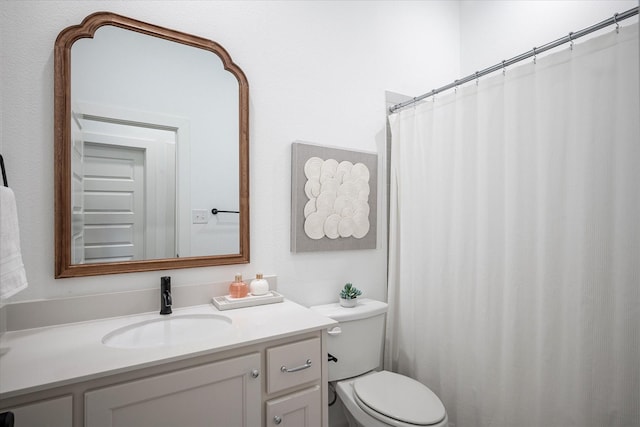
[54,12,249,278]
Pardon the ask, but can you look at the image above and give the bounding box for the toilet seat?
[352,371,446,426]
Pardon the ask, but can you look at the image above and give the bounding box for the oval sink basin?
[102,314,232,349]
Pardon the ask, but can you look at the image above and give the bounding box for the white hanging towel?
[0,186,28,299]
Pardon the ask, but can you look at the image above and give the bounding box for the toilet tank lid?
[310,298,388,322]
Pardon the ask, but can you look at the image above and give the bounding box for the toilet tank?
[310,298,388,381]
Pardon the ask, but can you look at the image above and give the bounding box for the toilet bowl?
[336,371,448,427]
[310,299,448,427]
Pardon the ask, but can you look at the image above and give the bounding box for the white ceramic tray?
[212,291,284,311]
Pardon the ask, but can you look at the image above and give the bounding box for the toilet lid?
[353,371,446,426]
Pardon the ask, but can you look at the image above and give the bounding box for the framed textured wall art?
[291,142,377,252]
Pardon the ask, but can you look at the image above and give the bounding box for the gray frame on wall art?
[291,141,377,252]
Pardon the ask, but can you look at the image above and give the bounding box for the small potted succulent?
[339,283,362,308]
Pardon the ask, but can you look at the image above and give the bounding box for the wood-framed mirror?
[54,12,249,278]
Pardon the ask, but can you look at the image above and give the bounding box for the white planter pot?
[339,298,357,308]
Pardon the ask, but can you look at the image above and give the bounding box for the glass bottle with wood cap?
[229,273,248,298]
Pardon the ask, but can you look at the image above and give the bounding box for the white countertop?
[0,300,336,399]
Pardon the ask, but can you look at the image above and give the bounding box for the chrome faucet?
[160,276,172,315]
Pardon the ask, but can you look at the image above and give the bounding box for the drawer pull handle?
[274,415,282,425]
[281,359,312,373]
[251,369,260,378]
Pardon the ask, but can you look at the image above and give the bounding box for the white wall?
[460,0,638,76]
[3,1,633,308]
[0,1,460,306]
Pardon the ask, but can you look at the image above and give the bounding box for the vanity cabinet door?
[266,386,321,427]
[1,395,72,427]
[85,353,261,427]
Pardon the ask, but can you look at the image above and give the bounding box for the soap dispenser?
[228,273,248,298]
[250,273,269,296]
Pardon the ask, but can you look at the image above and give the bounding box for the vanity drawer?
[267,337,321,394]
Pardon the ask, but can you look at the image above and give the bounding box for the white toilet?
[311,298,448,427]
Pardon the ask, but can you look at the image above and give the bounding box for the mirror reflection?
[55,12,249,278]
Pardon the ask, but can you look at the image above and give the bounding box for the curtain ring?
[454,79,458,94]
[502,60,506,76]
[475,71,480,86]
[613,13,620,33]
[569,32,574,50]
[533,47,537,64]
[431,89,436,102]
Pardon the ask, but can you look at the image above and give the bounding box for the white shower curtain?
[387,24,639,427]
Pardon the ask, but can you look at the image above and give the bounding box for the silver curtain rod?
[389,6,639,113]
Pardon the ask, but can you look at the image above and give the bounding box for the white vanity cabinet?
[85,353,261,427]
[0,331,329,427]
[0,301,336,427]
[264,337,323,427]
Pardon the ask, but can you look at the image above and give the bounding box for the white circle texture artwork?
[303,157,371,240]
